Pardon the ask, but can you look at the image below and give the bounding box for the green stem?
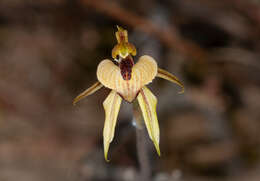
[133,100,151,181]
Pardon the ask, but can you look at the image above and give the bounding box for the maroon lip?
[119,55,134,80]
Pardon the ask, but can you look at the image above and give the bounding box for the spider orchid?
[73,26,184,161]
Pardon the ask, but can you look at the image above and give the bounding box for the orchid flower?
[73,26,184,161]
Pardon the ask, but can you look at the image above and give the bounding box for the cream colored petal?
[157,68,185,93]
[133,55,158,86]
[73,81,103,105]
[137,86,160,156]
[103,90,122,161]
[97,56,157,102]
[97,59,119,90]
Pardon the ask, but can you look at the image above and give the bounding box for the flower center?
[119,56,134,80]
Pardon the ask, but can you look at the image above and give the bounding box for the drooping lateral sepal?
[103,90,122,161]
[73,81,103,105]
[157,68,185,93]
[137,86,161,156]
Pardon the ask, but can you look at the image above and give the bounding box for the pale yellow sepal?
[157,68,185,94]
[116,25,128,43]
[103,90,122,161]
[137,86,161,156]
[73,81,103,105]
[112,26,137,59]
[97,56,157,102]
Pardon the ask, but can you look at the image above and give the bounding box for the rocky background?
[0,0,260,180]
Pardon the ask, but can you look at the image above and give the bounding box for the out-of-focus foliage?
[0,0,260,180]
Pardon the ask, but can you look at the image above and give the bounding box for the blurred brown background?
[1,0,260,180]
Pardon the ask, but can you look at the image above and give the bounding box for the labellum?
[119,55,134,80]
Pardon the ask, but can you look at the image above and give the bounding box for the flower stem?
[133,100,151,181]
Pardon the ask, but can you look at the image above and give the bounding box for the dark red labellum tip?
[119,56,134,80]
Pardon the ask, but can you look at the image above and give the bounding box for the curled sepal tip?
[103,90,122,162]
[157,68,185,94]
[137,86,161,156]
[73,81,103,105]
